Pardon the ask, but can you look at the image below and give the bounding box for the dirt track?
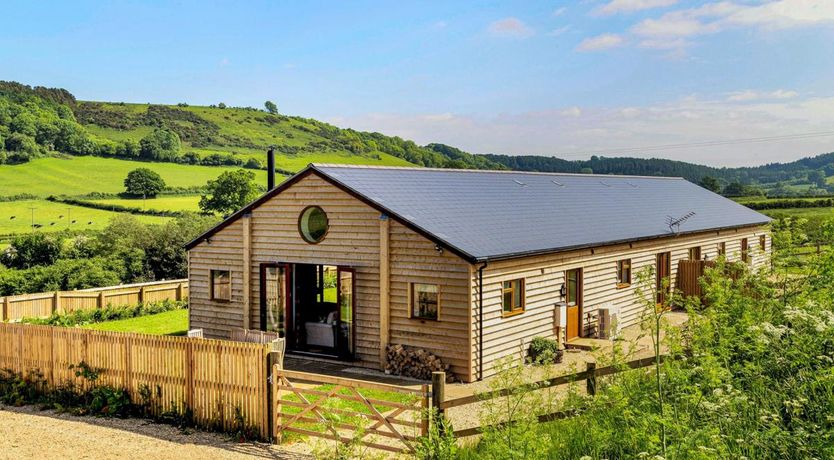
[0,405,313,460]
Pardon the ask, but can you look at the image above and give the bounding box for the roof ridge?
[310,163,685,180]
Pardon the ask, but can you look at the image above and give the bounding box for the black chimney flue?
[267,146,276,190]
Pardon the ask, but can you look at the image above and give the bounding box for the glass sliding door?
[260,263,290,335]
[337,267,355,359]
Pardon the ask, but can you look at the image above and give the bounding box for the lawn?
[0,199,169,236]
[90,195,202,212]
[82,309,188,336]
[0,156,267,198]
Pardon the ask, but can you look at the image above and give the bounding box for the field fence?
[1,279,188,322]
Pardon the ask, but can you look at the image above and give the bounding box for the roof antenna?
[513,179,527,187]
[551,180,565,187]
[667,212,695,234]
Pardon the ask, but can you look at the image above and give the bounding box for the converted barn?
[185,163,771,382]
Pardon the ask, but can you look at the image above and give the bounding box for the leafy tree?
[1,233,62,269]
[124,168,166,198]
[723,182,748,197]
[699,175,721,193]
[139,127,181,161]
[264,100,278,114]
[144,214,218,279]
[807,169,827,188]
[4,132,39,162]
[199,169,260,216]
[217,102,226,109]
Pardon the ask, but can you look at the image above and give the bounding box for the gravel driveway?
[0,405,313,460]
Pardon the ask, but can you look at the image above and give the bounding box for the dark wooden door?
[656,252,671,305]
[565,268,582,340]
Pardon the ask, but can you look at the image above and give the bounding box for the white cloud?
[218,58,230,66]
[576,33,625,51]
[726,89,799,101]
[487,17,535,38]
[432,20,448,29]
[327,93,834,167]
[552,7,567,17]
[632,0,834,39]
[597,0,678,15]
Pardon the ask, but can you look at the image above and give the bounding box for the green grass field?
[90,195,202,212]
[0,199,169,235]
[0,156,268,198]
[82,309,188,335]
[760,206,834,222]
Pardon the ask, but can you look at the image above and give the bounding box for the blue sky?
[3,0,834,166]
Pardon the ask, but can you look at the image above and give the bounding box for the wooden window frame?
[759,235,766,251]
[616,259,632,288]
[718,242,726,257]
[501,279,525,317]
[410,283,440,321]
[741,238,750,263]
[688,246,701,261]
[210,269,231,302]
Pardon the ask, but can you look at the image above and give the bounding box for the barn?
[185,163,771,382]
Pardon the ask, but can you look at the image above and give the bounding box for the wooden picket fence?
[273,368,430,454]
[0,323,271,438]
[0,279,188,322]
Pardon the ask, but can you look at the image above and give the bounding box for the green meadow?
[90,195,202,212]
[0,199,169,235]
[0,156,268,198]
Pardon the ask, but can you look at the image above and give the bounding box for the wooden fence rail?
[1,279,188,322]
[0,322,270,439]
[438,355,667,437]
[273,368,429,454]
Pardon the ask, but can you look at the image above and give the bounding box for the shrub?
[124,168,166,198]
[527,337,563,365]
[22,299,187,327]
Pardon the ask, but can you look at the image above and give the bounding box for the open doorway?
[260,263,355,359]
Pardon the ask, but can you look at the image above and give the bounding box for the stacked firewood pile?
[384,344,454,382]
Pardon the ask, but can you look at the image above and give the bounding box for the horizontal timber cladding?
[188,172,477,380]
[388,220,473,381]
[189,218,245,339]
[472,225,770,379]
[248,173,382,367]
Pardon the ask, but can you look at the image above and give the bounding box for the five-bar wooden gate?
[272,368,429,454]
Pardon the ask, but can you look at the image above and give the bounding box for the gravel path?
[0,405,313,460]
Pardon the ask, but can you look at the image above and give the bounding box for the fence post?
[139,286,145,304]
[421,384,430,437]
[98,291,105,309]
[273,363,282,443]
[266,350,281,442]
[586,361,597,396]
[1,297,7,322]
[176,283,184,301]
[53,291,60,314]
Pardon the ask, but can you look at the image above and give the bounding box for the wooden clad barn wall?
[388,220,473,381]
[247,174,383,367]
[472,225,769,379]
[188,219,246,339]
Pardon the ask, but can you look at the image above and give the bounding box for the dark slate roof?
[186,164,771,263]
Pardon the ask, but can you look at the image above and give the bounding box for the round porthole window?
[298,206,329,244]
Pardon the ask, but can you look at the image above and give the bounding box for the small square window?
[411,283,439,320]
[502,279,525,316]
[688,246,701,260]
[211,270,231,301]
[616,259,631,287]
[759,235,766,251]
[718,242,726,256]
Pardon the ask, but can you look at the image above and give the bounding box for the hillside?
[478,152,834,197]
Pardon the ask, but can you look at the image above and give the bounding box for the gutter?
[478,261,488,381]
